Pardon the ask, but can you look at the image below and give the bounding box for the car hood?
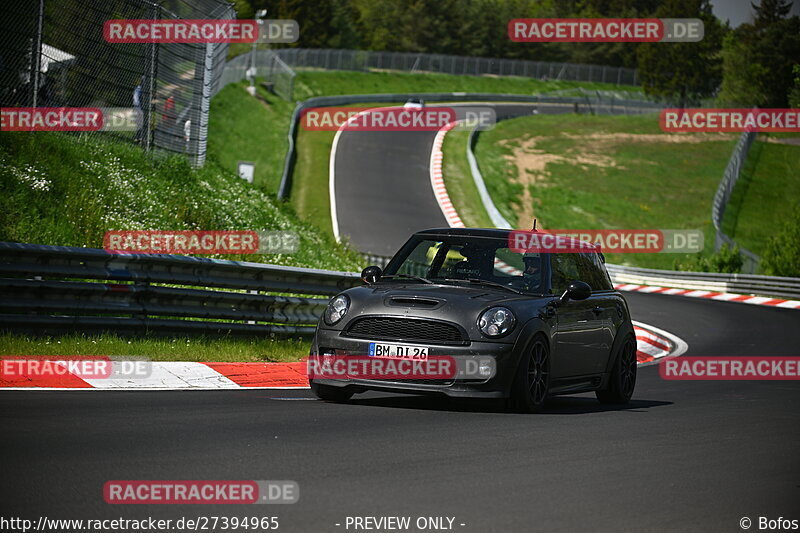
[330,282,550,340]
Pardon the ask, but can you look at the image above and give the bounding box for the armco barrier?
[605,264,800,300]
[1,242,798,339]
[711,130,760,273]
[0,242,359,338]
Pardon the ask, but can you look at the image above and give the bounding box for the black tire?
[310,382,353,403]
[509,336,550,413]
[596,334,637,404]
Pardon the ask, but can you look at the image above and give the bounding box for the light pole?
[248,9,267,96]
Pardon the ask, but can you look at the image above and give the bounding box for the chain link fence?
[712,130,760,273]
[0,0,235,166]
[215,48,296,101]
[274,48,639,86]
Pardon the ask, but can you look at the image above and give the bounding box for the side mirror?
[361,265,382,284]
[558,280,591,305]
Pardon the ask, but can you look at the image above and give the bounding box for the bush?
[760,207,800,277]
[674,243,743,274]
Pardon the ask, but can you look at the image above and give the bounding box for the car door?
[581,252,618,373]
[548,253,609,378]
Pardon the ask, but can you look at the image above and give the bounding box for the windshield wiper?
[442,278,522,294]
[381,274,434,284]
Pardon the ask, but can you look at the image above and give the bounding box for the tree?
[636,0,727,104]
[760,206,800,277]
[718,1,800,107]
[327,0,362,49]
[789,65,800,108]
[717,30,770,106]
[752,0,793,27]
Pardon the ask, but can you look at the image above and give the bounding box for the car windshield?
[382,236,550,295]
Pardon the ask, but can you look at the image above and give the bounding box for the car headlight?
[324,294,350,326]
[478,307,515,337]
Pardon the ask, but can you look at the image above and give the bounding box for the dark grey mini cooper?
[310,227,636,412]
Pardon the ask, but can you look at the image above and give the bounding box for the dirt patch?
[500,131,736,228]
[763,136,800,146]
[500,136,619,228]
[562,132,737,144]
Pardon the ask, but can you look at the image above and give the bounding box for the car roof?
[414,227,513,239]
[413,227,599,252]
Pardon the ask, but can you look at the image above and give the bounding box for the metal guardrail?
[712,130,760,273]
[606,264,800,300]
[0,242,360,338]
[466,126,513,230]
[1,242,797,339]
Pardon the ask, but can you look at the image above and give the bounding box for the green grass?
[470,114,739,270]
[207,80,294,192]
[291,129,336,239]
[291,70,627,100]
[721,134,800,256]
[0,333,308,362]
[441,129,494,228]
[0,130,363,272]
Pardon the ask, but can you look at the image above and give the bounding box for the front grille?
[344,317,467,345]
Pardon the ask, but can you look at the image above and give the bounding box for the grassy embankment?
[0,124,361,360]
[442,113,746,270]
[720,134,800,257]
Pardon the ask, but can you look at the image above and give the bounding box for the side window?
[551,253,610,293]
[575,253,605,291]
[550,253,580,294]
[588,252,614,291]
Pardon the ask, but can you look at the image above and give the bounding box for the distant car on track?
[403,97,425,108]
[310,227,636,412]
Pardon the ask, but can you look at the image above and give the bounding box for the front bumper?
[310,327,519,398]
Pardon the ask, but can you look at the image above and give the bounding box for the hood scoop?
[385,295,444,309]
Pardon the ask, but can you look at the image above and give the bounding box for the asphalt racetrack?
[332,103,560,255]
[2,102,799,532]
[2,292,799,532]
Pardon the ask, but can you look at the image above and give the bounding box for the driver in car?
[522,252,543,292]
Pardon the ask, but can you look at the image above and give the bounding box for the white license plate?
[368,342,429,360]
